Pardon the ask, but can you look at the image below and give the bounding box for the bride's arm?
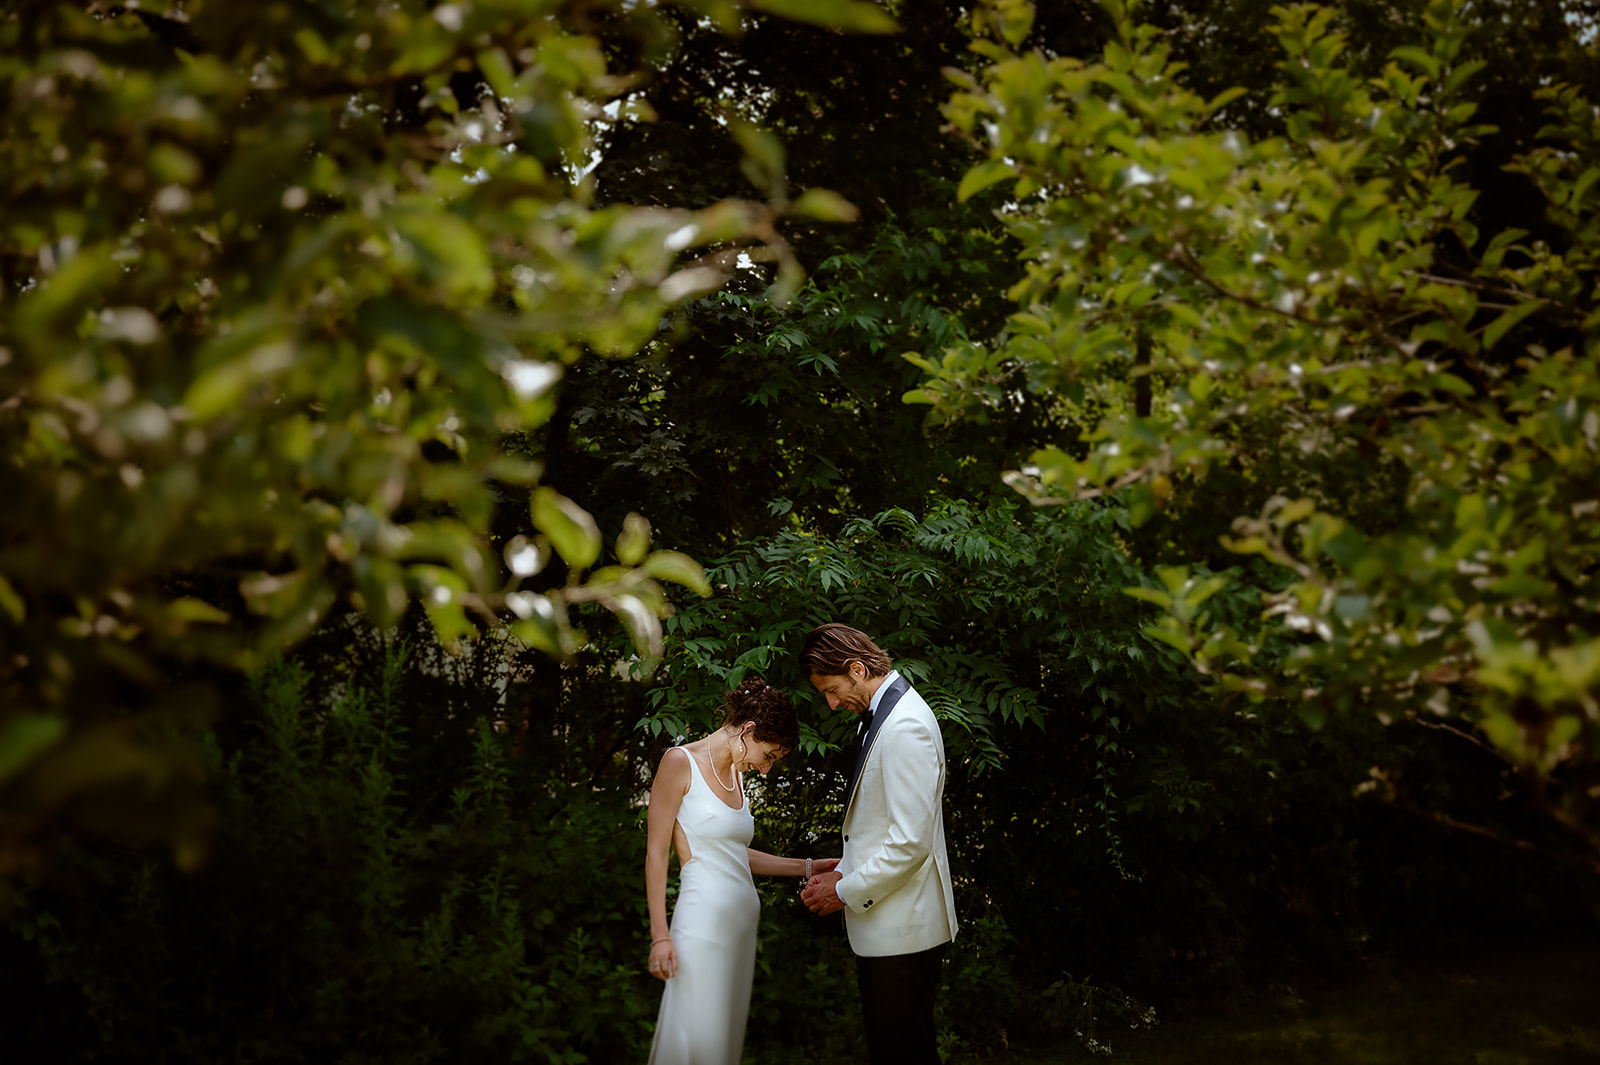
[747,849,839,878]
[645,748,691,979]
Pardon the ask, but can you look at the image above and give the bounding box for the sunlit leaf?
[166,598,231,624]
[616,513,651,566]
[531,487,601,571]
[1388,45,1441,80]
[750,0,897,33]
[957,158,1016,203]
[791,187,860,222]
[1123,586,1174,609]
[643,551,712,596]
[731,118,786,195]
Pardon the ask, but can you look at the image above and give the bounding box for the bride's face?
[736,736,787,776]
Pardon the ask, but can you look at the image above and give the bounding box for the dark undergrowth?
[970,933,1600,1064]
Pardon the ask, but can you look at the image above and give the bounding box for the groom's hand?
[801,871,846,915]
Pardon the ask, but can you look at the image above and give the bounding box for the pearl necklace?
[710,732,740,793]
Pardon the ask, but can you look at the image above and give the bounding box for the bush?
[3,627,657,1064]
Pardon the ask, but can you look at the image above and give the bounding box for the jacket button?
[865,900,873,907]
[844,835,849,842]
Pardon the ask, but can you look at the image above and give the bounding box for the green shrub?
[3,629,657,1064]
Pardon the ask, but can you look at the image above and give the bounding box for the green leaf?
[1481,299,1543,351]
[1477,227,1528,273]
[1442,58,1488,95]
[1276,498,1317,526]
[390,209,494,300]
[1294,701,1327,730]
[1204,86,1248,116]
[354,557,408,630]
[1388,45,1441,80]
[166,598,231,624]
[616,512,651,566]
[14,245,117,342]
[214,123,318,217]
[0,575,24,623]
[991,0,1036,45]
[731,119,786,195]
[512,610,565,657]
[355,295,483,374]
[1123,586,1174,609]
[1185,576,1229,609]
[0,714,67,786]
[183,339,297,422]
[1142,621,1193,656]
[791,188,860,222]
[957,158,1016,203]
[1424,371,1476,396]
[1127,482,1157,526]
[477,47,517,99]
[750,0,898,33]
[614,591,664,661]
[1219,535,1268,555]
[531,487,602,572]
[1568,165,1600,208]
[644,551,712,596]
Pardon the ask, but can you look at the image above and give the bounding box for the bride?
[644,675,834,1065]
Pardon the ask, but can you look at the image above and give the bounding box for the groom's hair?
[798,623,893,679]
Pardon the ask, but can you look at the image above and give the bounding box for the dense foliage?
[0,0,894,868]
[6,630,660,1064]
[5,0,1599,1062]
[13,500,1586,1062]
[924,0,1600,865]
[643,502,1591,1026]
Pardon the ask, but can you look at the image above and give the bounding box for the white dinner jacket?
[835,671,959,958]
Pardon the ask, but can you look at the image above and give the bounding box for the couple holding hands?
[644,624,959,1065]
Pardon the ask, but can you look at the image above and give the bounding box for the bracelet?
[804,857,812,879]
[650,936,671,946]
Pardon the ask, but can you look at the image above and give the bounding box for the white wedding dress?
[648,748,759,1065]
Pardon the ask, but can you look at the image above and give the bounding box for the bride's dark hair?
[721,675,799,751]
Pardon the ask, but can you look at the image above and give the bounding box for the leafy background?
[4,0,1599,1061]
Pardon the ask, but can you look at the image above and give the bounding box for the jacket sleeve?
[836,715,943,913]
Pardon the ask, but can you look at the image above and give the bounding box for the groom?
[799,623,958,1065]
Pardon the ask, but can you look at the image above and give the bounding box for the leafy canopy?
[0,0,889,867]
[923,0,1600,861]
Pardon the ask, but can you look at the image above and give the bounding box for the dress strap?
[676,745,704,795]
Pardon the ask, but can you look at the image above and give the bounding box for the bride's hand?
[649,938,677,981]
[812,857,841,874]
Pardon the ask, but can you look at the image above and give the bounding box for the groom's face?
[809,665,873,715]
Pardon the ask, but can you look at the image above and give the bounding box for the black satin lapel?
[844,676,910,807]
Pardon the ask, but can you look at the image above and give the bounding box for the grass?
[979,936,1600,1064]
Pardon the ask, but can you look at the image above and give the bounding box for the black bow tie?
[857,709,874,736]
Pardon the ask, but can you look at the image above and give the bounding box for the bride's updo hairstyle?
[721,675,800,752]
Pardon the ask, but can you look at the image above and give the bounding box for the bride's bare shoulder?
[651,745,692,796]
[659,744,694,766]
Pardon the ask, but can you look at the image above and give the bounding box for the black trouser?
[856,942,947,1065]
